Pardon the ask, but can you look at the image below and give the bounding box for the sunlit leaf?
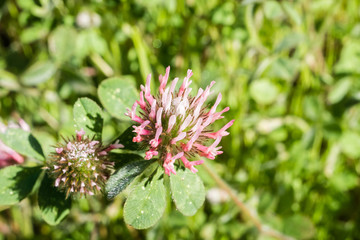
[124,167,166,229]
[327,77,352,104]
[249,79,278,105]
[282,215,316,239]
[339,132,360,158]
[0,128,45,161]
[21,61,56,86]
[98,77,138,120]
[48,26,77,64]
[170,167,205,216]
[334,39,360,74]
[73,97,103,140]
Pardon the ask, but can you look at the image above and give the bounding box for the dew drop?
[141,210,144,214]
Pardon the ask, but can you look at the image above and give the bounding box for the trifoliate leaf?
[0,128,45,161]
[0,166,42,206]
[170,167,205,216]
[98,77,138,120]
[73,97,104,140]
[124,168,166,229]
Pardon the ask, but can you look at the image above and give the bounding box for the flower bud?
[46,129,123,198]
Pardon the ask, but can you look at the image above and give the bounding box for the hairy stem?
[202,162,294,240]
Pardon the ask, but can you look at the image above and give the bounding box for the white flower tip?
[111,140,124,149]
[55,148,63,154]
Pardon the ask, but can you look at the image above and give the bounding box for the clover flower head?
[125,66,234,175]
[46,129,123,198]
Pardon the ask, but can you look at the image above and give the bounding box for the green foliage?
[0,166,41,206]
[73,97,103,140]
[106,159,156,199]
[48,26,78,64]
[170,167,205,216]
[282,215,316,239]
[0,128,45,161]
[327,77,352,104]
[115,126,142,151]
[339,132,360,158]
[21,61,56,86]
[123,167,166,229]
[1,0,360,239]
[98,77,138,120]
[249,79,279,105]
[38,173,72,225]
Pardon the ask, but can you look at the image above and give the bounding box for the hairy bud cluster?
[46,129,123,198]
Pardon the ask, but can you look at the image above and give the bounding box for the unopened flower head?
[126,66,234,175]
[46,129,123,198]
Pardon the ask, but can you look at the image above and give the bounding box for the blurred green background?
[1,0,360,239]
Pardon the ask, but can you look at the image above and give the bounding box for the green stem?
[202,162,294,240]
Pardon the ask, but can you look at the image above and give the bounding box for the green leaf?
[282,2,302,25]
[17,0,36,10]
[249,79,278,105]
[48,26,77,64]
[170,167,205,216]
[109,153,144,169]
[334,39,360,74]
[115,126,142,151]
[0,128,45,161]
[59,68,96,98]
[73,97,103,140]
[87,30,108,55]
[339,132,360,158]
[38,173,72,225]
[0,166,42,206]
[282,215,316,239]
[0,70,20,90]
[266,57,300,81]
[124,168,166,229]
[327,77,352,104]
[20,23,49,44]
[212,2,235,25]
[98,77,138,120]
[21,61,56,86]
[275,33,305,52]
[330,171,359,192]
[106,159,156,199]
[263,1,283,19]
